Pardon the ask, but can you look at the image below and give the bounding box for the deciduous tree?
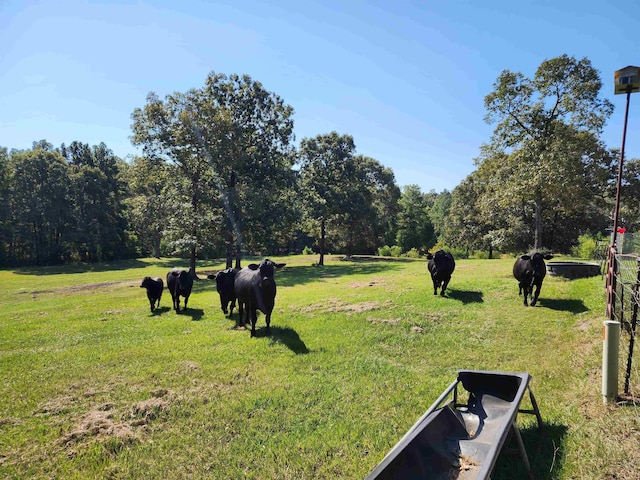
[482,54,613,251]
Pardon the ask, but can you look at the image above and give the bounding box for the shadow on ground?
[491,422,568,480]
[538,298,588,314]
[447,289,484,304]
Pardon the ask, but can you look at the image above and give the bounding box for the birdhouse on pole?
[614,66,640,95]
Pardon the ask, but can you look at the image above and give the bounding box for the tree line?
[2,55,639,268]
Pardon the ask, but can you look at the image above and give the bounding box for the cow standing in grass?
[166,269,193,313]
[426,250,455,296]
[140,277,163,312]
[207,268,239,317]
[234,259,285,337]
[513,252,553,306]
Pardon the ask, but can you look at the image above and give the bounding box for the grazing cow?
[140,276,163,312]
[426,250,456,296]
[234,259,285,337]
[166,269,194,312]
[513,252,554,306]
[207,268,239,316]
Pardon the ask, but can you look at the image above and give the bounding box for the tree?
[354,155,401,250]
[298,133,393,263]
[10,147,70,264]
[0,147,11,264]
[482,54,614,251]
[428,190,452,241]
[395,185,435,254]
[62,142,131,261]
[125,156,172,258]
[131,72,296,271]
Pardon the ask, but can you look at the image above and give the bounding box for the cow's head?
[521,252,553,278]
[248,259,286,285]
[208,269,232,292]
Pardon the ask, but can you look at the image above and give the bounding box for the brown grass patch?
[349,279,386,288]
[35,395,77,415]
[58,390,173,448]
[60,408,136,446]
[367,317,401,325]
[301,298,393,315]
[27,281,135,297]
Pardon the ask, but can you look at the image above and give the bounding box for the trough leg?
[511,421,534,479]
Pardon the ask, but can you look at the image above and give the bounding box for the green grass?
[0,255,638,479]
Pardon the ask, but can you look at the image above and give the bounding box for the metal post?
[612,88,632,248]
[603,320,621,404]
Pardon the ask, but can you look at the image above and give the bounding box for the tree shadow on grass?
[447,289,484,304]
[274,261,407,288]
[491,422,568,480]
[538,298,588,314]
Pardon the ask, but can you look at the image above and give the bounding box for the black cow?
[207,268,239,316]
[513,252,554,306]
[426,250,455,296]
[234,259,285,337]
[166,269,194,312]
[140,276,163,312]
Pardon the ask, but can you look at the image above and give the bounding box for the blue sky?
[1,0,639,193]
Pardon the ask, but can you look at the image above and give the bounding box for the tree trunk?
[189,188,199,278]
[225,234,234,269]
[489,244,493,259]
[234,244,241,270]
[319,217,325,266]
[534,197,543,251]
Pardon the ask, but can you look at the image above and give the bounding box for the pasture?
[0,255,638,479]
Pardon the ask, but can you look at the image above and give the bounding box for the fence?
[606,234,640,403]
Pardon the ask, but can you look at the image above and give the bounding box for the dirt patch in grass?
[60,402,136,446]
[301,298,393,315]
[35,395,77,415]
[349,279,386,288]
[55,390,173,451]
[27,281,136,297]
[367,317,401,325]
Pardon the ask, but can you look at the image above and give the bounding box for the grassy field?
[0,255,638,479]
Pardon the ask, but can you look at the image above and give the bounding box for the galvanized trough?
[365,370,543,480]
[546,261,600,279]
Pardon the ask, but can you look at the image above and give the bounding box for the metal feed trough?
[366,370,543,480]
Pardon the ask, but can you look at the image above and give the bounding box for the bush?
[302,246,314,255]
[571,233,599,259]
[377,245,392,257]
[403,248,421,258]
[390,245,403,257]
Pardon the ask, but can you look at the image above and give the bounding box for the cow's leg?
[237,301,244,327]
[522,286,529,306]
[440,278,450,296]
[250,307,258,337]
[229,298,236,317]
[172,292,179,312]
[265,311,272,336]
[531,282,541,306]
[432,279,438,296]
[184,293,189,311]
[220,296,228,314]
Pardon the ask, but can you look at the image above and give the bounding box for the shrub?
[377,245,392,257]
[403,248,421,258]
[571,233,599,259]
